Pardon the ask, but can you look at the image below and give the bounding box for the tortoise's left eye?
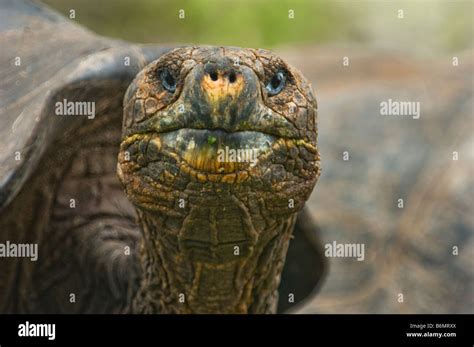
[161,70,177,93]
[266,71,286,96]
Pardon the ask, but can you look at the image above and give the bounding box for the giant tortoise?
[0,0,472,314]
[0,0,325,314]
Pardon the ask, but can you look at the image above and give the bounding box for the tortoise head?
[117,46,320,313]
[118,46,320,213]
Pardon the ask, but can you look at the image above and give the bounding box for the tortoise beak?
[182,58,261,131]
[200,62,245,105]
[155,128,275,175]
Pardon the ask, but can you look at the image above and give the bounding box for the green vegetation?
[43,0,472,53]
[207,135,217,145]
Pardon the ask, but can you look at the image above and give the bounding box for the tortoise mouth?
[155,128,276,174]
[124,105,302,140]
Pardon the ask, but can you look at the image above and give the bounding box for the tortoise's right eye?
[161,70,176,93]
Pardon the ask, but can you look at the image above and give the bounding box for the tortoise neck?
[131,207,297,313]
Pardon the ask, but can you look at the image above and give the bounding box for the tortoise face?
[118,46,320,217]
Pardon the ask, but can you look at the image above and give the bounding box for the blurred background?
[41,0,473,314]
[42,0,472,55]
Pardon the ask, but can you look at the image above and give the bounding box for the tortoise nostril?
[228,71,237,83]
[209,71,218,81]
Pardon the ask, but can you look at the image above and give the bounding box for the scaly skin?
[118,46,320,313]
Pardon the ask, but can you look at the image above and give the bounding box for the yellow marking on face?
[182,145,239,173]
[197,173,207,182]
[120,133,151,148]
[236,171,249,183]
[207,174,222,182]
[180,164,192,175]
[291,139,318,153]
[201,73,245,105]
[163,170,176,184]
[221,173,236,184]
[150,137,162,150]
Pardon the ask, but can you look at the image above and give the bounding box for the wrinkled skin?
[118,46,320,313]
